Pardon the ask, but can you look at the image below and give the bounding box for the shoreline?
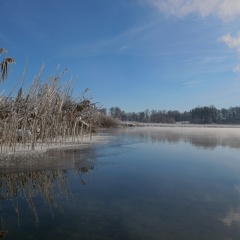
[1,123,240,161]
[0,133,115,162]
[125,122,240,128]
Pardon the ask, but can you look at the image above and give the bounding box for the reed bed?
[0,66,101,154]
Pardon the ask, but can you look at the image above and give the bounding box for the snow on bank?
[0,133,115,163]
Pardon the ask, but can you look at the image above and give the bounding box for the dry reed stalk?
[1,57,15,82]
[0,65,99,153]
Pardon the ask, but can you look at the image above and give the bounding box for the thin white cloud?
[219,33,240,73]
[185,56,226,64]
[233,65,240,72]
[147,0,240,21]
[61,22,174,58]
[182,80,201,87]
[220,33,240,53]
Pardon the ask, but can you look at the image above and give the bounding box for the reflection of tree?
[121,127,240,149]
[0,160,95,233]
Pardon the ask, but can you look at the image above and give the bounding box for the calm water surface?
[1,127,240,239]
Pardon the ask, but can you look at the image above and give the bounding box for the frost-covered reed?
[0,66,100,153]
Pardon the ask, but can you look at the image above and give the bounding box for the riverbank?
[1,123,240,162]
[123,122,240,128]
[0,132,115,163]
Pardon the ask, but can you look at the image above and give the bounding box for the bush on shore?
[97,113,121,128]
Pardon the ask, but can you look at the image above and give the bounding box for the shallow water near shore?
[1,126,240,239]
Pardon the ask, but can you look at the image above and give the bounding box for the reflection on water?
[222,207,240,227]
[112,126,240,149]
[0,147,97,238]
[1,170,66,228]
[222,185,240,228]
[0,169,88,224]
[1,128,240,239]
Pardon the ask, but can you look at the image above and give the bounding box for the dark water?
[1,127,240,239]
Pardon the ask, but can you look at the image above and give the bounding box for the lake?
[1,126,240,240]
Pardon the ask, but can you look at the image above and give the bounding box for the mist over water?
[1,127,240,239]
[116,126,240,149]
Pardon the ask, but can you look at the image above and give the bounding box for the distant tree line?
[99,106,240,124]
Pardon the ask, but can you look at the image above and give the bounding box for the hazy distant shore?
[119,124,240,151]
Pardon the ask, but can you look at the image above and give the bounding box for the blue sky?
[1,0,240,112]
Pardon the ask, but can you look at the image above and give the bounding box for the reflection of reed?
[0,218,7,239]
[0,170,68,225]
[0,161,95,230]
[75,165,95,185]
